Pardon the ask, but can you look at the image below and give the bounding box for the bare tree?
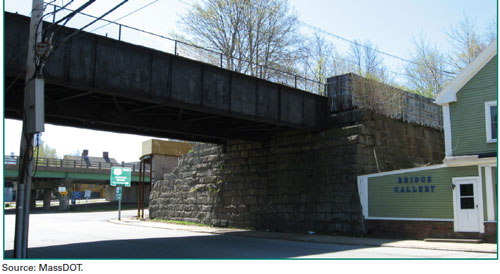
[445,14,486,71]
[179,0,302,80]
[405,32,451,97]
[302,34,333,83]
[348,39,386,81]
[486,15,498,43]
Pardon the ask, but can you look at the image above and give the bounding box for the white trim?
[476,172,485,233]
[485,101,497,143]
[365,217,453,222]
[442,104,453,156]
[484,166,496,221]
[452,176,484,233]
[357,177,369,219]
[435,39,497,105]
[443,155,497,167]
[358,164,447,179]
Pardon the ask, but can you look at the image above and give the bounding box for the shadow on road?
[4,233,370,259]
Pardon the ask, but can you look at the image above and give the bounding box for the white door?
[452,178,481,232]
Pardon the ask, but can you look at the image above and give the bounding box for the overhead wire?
[298,21,456,77]
[176,0,456,78]
[42,1,129,64]
[89,0,159,33]
[28,0,444,91]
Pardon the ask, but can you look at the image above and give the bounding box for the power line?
[177,0,455,77]
[44,1,129,58]
[39,1,446,93]
[89,0,158,33]
[298,21,456,76]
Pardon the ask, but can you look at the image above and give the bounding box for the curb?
[108,218,498,254]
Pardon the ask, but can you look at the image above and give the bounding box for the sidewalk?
[109,217,498,254]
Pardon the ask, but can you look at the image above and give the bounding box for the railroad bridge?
[4,12,327,144]
[4,12,445,235]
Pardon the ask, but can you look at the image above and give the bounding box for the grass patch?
[69,204,147,213]
[149,219,253,231]
[150,218,209,227]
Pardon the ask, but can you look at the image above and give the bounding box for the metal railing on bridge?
[43,3,326,95]
[4,156,146,173]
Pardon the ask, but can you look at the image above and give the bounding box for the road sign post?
[110,167,131,221]
[116,186,122,220]
[84,190,91,209]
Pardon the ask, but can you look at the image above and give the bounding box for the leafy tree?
[34,143,58,159]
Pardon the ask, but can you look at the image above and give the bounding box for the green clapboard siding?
[368,166,478,219]
[450,56,498,156]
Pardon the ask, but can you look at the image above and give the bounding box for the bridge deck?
[4,13,327,143]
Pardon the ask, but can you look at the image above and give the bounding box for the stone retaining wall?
[149,109,444,235]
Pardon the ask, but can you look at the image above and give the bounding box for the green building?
[357,39,497,242]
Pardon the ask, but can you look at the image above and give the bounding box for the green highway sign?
[110,167,132,187]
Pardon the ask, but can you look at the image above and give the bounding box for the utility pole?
[14,0,45,258]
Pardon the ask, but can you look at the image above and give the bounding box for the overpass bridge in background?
[4,12,328,144]
[4,155,151,209]
[4,155,149,184]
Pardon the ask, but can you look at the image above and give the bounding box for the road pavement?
[2,209,497,259]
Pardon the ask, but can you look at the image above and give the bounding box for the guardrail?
[4,156,147,173]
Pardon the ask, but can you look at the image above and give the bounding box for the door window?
[459,184,474,209]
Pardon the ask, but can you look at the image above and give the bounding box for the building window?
[485,101,497,143]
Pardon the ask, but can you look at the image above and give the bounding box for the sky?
[1,0,497,162]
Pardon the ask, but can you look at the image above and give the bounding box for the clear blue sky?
[2,0,497,161]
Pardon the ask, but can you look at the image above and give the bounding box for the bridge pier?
[42,189,52,210]
[59,196,69,210]
[30,189,36,210]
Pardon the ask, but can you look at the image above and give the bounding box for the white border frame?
[442,104,453,156]
[452,176,484,233]
[481,166,497,221]
[357,164,447,220]
[485,101,497,143]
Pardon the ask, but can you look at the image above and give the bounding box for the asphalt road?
[2,209,496,259]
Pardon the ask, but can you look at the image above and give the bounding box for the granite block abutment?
[149,109,444,235]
